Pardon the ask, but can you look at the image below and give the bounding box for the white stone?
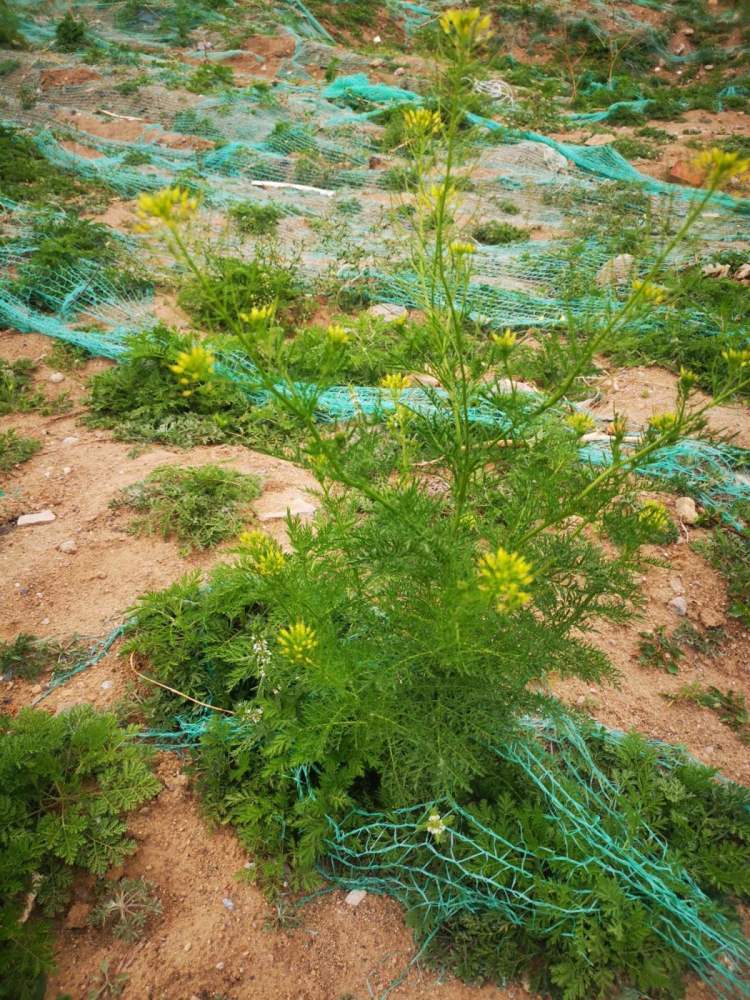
[100,679,113,691]
[62,466,73,475]
[61,436,79,446]
[257,498,317,523]
[58,539,77,554]
[345,889,367,907]
[581,432,610,443]
[585,133,616,147]
[595,254,635,288]
[367,303,408,321]
[48,372,65,383]
[669,596,687,616]
[17,510,56,527]
[675,496,699,524]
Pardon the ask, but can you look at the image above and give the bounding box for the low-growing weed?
[696,529,750,626]
[0,428,40,472]
[229,201,283,236]
[664,683,750,743]
[0,708,159,998]
[0,633,86,681]
[90,878,162,942]
[472,220,529,245]
[638,625,684,673]
[112,464,262,551]
[55,12,88,51]
[0,359,44,414]
[186,63,235,93]
[178,253,303,331]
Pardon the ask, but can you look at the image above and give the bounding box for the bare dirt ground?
[2,326,746,1000]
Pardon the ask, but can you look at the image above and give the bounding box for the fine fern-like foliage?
[0,707,159,1000]
[111,464,262,551]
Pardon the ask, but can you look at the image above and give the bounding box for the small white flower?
[426,812,447,838]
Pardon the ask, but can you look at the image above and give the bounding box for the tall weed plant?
[126,9,750,995]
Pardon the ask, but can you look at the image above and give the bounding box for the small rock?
[368,155,385,169]
[215,961,225,971]
[185,944,193,954]
[584,132,616,147]
[394,67,405,77]
[669,576,684,595]
[17,510,56,527]
[65,901,92,929]
[58,539,77,554]
[100,679,113,691]
[702,262,731,279]
[675,496,699,524]
[62,436,79,447]
[367,302,408,321]
[703,745,715,755]
[669,596,687,616]
[257,498,316,522]
[410,371,441,388]
[595,253,635,288]
[222,898,235,910]
[48,372,65,384]
[345,889,367,907]
[580,431,610,443]
[62,466,73,475]
[666,158,707,188]
[734,262,750,284]
[31,683,43,695]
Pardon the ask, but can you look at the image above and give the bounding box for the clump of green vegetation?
[472,220,529,245]
[0,126,94,205]
[47,341,91,372]
[0,359,45,414]
[0,633,86,682]
[86,326,307,455]
[381,164,419,192]
[89,878,162,942]
[612,135,659,160]
[664,683,750,744]
[638,625,684,673]
[12,213,148,310]
[178,254,303,331]
[0,428,40,472]
[0,0,23,46]
[0,707,159,999]
[112,464,262,551]
[0,56,20,76]
[229,201,283,236]
[696,529,750,626]
[306,0,376,30]
[186,62,235,93]
[55,11,88,51]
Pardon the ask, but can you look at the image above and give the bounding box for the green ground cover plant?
[664,683,750,744]
[0,126,98,205]
[89,878,161,942]
[0,358,69,416]
[471,219,529,244]
[229,201,283,236]
[0,633,86,682]
[0,707,159,1000]
[111,463,262,551]
[0,428,40,472]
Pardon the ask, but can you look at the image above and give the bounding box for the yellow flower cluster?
[238,530,286,576]
[722,348,750,369]
[380,373,413,392]
[137,186,199,230]
[277,621,318,664]
[638,500,671,534]
[632,279,667,305]
[449,240,476,256]
[476,546,534,612]
[403,107,442,136]
[326,323,350,345]
[491,328,516,354]
[678,366,698,392]
[439,7,492,44]
[239,305,275,327]
[648,411,679,434]
[565,411,596,436]
[167,344,215,397]
[694,147,750,182]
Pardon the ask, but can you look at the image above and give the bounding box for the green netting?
[321,715,750,998]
